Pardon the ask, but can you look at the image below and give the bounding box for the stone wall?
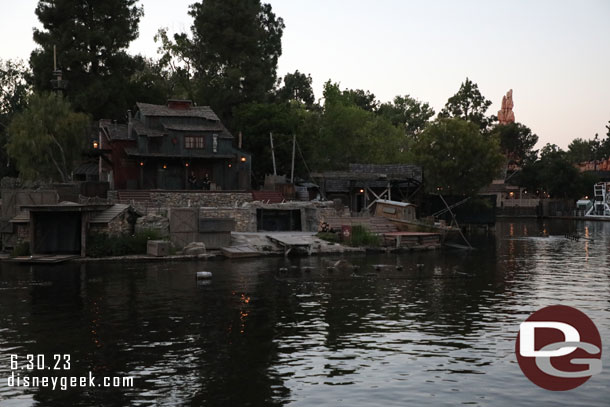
[89,211,134,237]
[150,192,253,208]
[199,207,256,232]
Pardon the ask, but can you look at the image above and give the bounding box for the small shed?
[374,199,417,221]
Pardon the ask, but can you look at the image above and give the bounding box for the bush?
[349,225,380,247]
[11,241,30,257]
[316,232,340,243]
[87,229,163,257]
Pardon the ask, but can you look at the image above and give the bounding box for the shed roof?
[89,204,130,224]
[99,120,130,140]
[137,103,220,121]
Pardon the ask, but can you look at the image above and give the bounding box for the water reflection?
[0,220,609,406]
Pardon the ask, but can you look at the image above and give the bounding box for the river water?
[0,219,608,406]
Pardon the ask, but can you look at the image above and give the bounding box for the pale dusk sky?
[2,0,609,149]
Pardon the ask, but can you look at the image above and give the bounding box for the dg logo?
[515,305,603,391]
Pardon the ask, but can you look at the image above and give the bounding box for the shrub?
[87,229,163,257]
[349,225,380,247]
[316,232,340,243]
[11,241,30,257]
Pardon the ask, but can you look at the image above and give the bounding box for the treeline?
[0,0,608,199]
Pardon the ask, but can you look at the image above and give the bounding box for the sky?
[2,0,609,149]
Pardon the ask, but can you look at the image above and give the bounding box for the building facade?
[98,100,251,190]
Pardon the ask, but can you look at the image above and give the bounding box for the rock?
[135,214,169,237]
[497,89,515,125]
[183,242,206,255]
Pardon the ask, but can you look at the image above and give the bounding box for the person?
[187,171,197,190]
[202,174,210,190]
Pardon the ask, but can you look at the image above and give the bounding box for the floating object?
[416,264,424,270]
[395,265,403,271]
[196,271,213,279]
[278,267,288,273]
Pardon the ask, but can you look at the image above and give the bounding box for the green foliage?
[517,143,599,200]
[276,70,315,106]
[7,93,89,182]
[566,137,600,163]
[377,94,435,138]
[11,241,30,257]
[183,0,285,125]
[491,122,539,165]
[316,232,340,243]
[312,81,406,170]
[438,77,494,131]
[0,59,31,178]
[349,225,380,247]
[410,118,504,196]
[86,229,163,258]
[30,0,144,120]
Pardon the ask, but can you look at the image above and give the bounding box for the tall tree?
[438,77,494,131]
[184,0,284,125]
[410,118,504,196]
[7,93,89,182]
[0,59,31,177]
[276,70,315,107]
[492,122,539,165]
[29,0,143,120]
[377,95,435,138]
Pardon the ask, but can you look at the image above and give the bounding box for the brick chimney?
[167,99,193,110]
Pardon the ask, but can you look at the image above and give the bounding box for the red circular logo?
[515,305,602,391]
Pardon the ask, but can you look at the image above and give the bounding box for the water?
[0,220,608,406]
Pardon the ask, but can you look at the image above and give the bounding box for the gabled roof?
[136,103,220,121]
[89,204,130,224]
[99,120,129,140]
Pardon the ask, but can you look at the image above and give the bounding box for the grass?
[348,225,381,247]
[86,229,163,257]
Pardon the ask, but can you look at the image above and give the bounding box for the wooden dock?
[220,245,261,259]
[8,254,80,264]
[383,231,441,250]
[266,234,313,256]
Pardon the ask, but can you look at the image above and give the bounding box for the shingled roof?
[136,102,220,121]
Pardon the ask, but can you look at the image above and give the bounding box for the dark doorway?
[256,209,302,231]
[33,212,81,254]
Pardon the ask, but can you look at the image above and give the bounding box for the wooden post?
[81,212,87,257]
[269,133,277,176]
[29,212,36,255]
[290,133,296,183]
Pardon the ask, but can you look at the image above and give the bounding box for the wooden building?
[312,164,423,213]
[98,100,251,190]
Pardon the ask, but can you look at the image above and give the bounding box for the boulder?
[183,242,206,255]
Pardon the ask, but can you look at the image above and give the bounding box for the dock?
[8,254,80,264]
[220,245,261,259]
[266,234,313,256]
[383,231,441,250]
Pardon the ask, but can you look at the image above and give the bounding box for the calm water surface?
[0,220,609,406]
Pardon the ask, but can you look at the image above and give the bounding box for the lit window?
[185,136,204,149]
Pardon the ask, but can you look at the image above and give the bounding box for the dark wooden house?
[98,100,251,190]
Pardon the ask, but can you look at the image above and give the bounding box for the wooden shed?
[374,199,417,221]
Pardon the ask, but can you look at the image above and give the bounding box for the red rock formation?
[498,89,515,125]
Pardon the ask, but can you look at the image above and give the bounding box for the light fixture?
[93,141,99,149]
[139,162,144,166]
[185,163,189,167]
[240,156,247,162]
[228,163,232,168]
[359,189,364,194]
[162,164,167,169]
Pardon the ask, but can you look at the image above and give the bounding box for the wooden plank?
[221,246,261,258]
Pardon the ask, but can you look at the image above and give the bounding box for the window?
[185,136,204,149]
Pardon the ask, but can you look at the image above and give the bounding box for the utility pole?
[290,133,296,183]
[269,132,277,176]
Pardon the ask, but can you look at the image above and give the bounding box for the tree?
[342,88,378,112]
[7,93,89,182]
[438,78,494,131]
[492,122,539,165]
[410,118,504,196]
[183,0,284,125]
[0,59,32,177]
[312,81,405,170]
[377,95,435,138]
[29,0,143,120]
[566,137,600,163]
[276,70,315,106]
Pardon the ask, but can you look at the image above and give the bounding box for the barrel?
[296,186,309,201]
